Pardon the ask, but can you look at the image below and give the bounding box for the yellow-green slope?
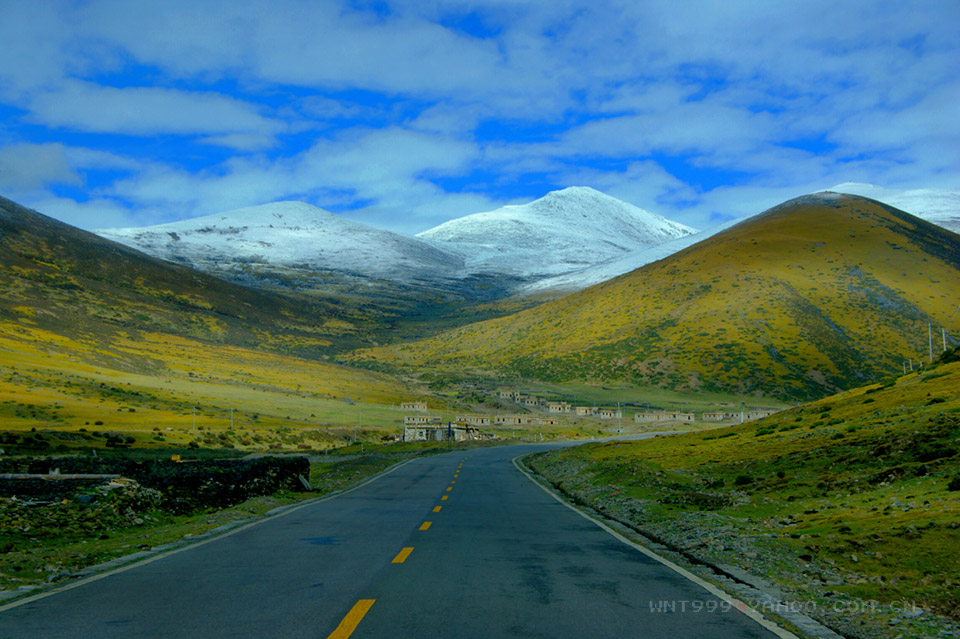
[353,193,960,399]
[0,196,423,442]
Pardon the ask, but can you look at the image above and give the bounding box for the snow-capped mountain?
[96,201,464,286]
[96,188,696,299]
[828,183,960,233]
[518,216,745,295]
[417,187,696,279]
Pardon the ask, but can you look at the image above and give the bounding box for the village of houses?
[400,390,781,443]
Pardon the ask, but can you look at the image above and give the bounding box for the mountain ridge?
[95,187,696,298]
[351,192,960,400]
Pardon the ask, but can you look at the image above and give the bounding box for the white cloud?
[2,0,959,234]
[0,143,79,193]
[20,195,145,230]
[25,81,283,141]
[197,133,278,151]
[102,126,486,232]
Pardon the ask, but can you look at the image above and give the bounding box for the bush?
[734,474,753,486]
[947,475,960,492]
[914,444,957,463]
[6,456,310,514]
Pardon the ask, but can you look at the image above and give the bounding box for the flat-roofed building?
[634,411,694,423]
[403,423,479,442]
[455,414,491,426]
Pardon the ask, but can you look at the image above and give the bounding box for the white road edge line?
[0,457,419,613]
[512,453,801,639]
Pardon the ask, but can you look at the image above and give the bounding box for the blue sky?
[0,0,957,234]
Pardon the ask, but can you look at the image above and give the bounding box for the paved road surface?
[0,445,791,638]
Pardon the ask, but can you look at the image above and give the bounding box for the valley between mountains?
[1,185,959,638]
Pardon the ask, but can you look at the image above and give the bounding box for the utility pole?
[929,323,934,363]
[944,327,948,353]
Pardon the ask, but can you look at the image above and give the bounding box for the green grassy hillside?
[526,347,960,635]
[352,193,960,400]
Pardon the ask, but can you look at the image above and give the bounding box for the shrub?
[948,475,960,492]
[734,474,753,486]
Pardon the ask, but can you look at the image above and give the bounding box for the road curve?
[0,444,792,638]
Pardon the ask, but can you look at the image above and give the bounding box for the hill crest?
[353,193,960,400]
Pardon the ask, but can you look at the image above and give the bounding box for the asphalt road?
[0,444,792,638]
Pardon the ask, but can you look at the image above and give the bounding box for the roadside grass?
[526,355,960,634]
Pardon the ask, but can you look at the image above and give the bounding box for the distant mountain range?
[96,187,695,299]
[5,187,960,401]
[96,184,959,301]
[352,193,960,399]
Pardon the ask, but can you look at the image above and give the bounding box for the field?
[0,321,429,451]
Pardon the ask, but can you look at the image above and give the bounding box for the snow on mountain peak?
[94,188,700,296]
[417,186,696,278]
[96,201,463,282]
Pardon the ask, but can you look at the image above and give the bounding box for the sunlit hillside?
[0,196,428,446]
[352,193,960,400]
[0,196,392,359]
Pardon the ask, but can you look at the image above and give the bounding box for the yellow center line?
[450,480,456,484]
[433,505,442,512]
[441,495,448,501]
[392,547,414,564]
[419,521,432,531]
[446,487,452,492]
[327,599,375,639]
